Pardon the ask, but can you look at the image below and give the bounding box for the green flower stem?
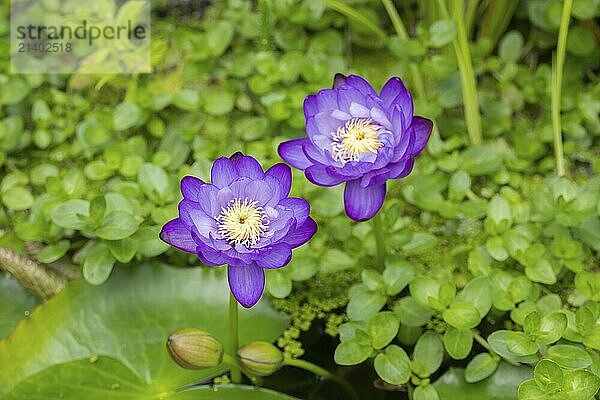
[551,0,573,177]
[381,0,444,147]
[438,0,482,145]
[283,357,359,400]
[479,0,519,46]
[228,292,242,383]
[464,0,480,37]
[381,0,426,98]
[323,0,388,42]
[372,212,386,270]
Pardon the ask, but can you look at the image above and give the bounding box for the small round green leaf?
[1,187,34,211]
[525,259,557,285]
[487,330,539,364]
[518,379,547,400]
[374,345,411,385]
[266,270,292,299]
[36,241,70,264]
[83,244,116,285]
[443,301,481,330]
[410,276,440,309]
[546,345,592,369]
[346,290,387,321]
[113,102,141,131]
[562,369,600,399]
[536,311,567,345]
[465,353,499,383]
[505,331,538,356]
[107,237,138,263]
[499,31,524,63]
[443,327,473,360]
[414,385,440,400]
[383,260,416,295]
[395,297,432,327]
[429,20,456,48]
[367,312,400,349]
[456,276,492,318]
[51,199,90,230]
[534,359,563,392]
[95,211,140,240]
[412,332,443,378]
[334,339,372,366]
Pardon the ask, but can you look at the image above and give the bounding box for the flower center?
[331,118,383,164]
[216,198,269,248]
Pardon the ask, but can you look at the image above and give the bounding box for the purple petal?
[285,217,317,247]
[380,77,413,122]
[337,87,365,113]
[180,176,206,201]
[216,186,235,207]
[392,158,415,179]
[259,212,296,246]
[314,112,342,136]
[160,218,197,253]
[211,157,237,188]
[178,200,217,237]
[370,107,392,130]
[305,165,345,187]
[256,244,293,269]
[228,263,265,308]
[390,105,412,162]
[302,142,329,165]
[410,116,433,155]
[336,160,376,178]
[316,89,339,111]
[349,102,370,118]
[304,95,318,119]
[184,183,220,215]
[278,197,310,225]
[265,163,292,197]
[332,73,347,89]
[197,247,230,266]
[192,232,231,266]
[344,180,387,221]
[345,75,377,97]
[305,117,320,140]
[278,138,313,170]
[244,179,278,206]
[232,155,264,179]
[360,158,415,187]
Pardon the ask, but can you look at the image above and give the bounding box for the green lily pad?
[4,357,298,400]
[434,362,533,399]
[0,263,289,398]
[0,273,39,338]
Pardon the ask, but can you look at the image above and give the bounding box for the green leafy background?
[1,0,599,399]
[0,264,289,399]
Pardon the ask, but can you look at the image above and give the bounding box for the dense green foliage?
[1,0,599,399]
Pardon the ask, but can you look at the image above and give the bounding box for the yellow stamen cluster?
[216,198,269,248]
[331,118,383,164]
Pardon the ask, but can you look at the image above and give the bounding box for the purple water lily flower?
[278,74,432,221]
[160,153,317,308]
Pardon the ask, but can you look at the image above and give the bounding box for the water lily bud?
[236,341,283,377]
[167,328,223,369]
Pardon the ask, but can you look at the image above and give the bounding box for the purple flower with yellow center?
[278,74,433,221]
[159,153,317,308]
